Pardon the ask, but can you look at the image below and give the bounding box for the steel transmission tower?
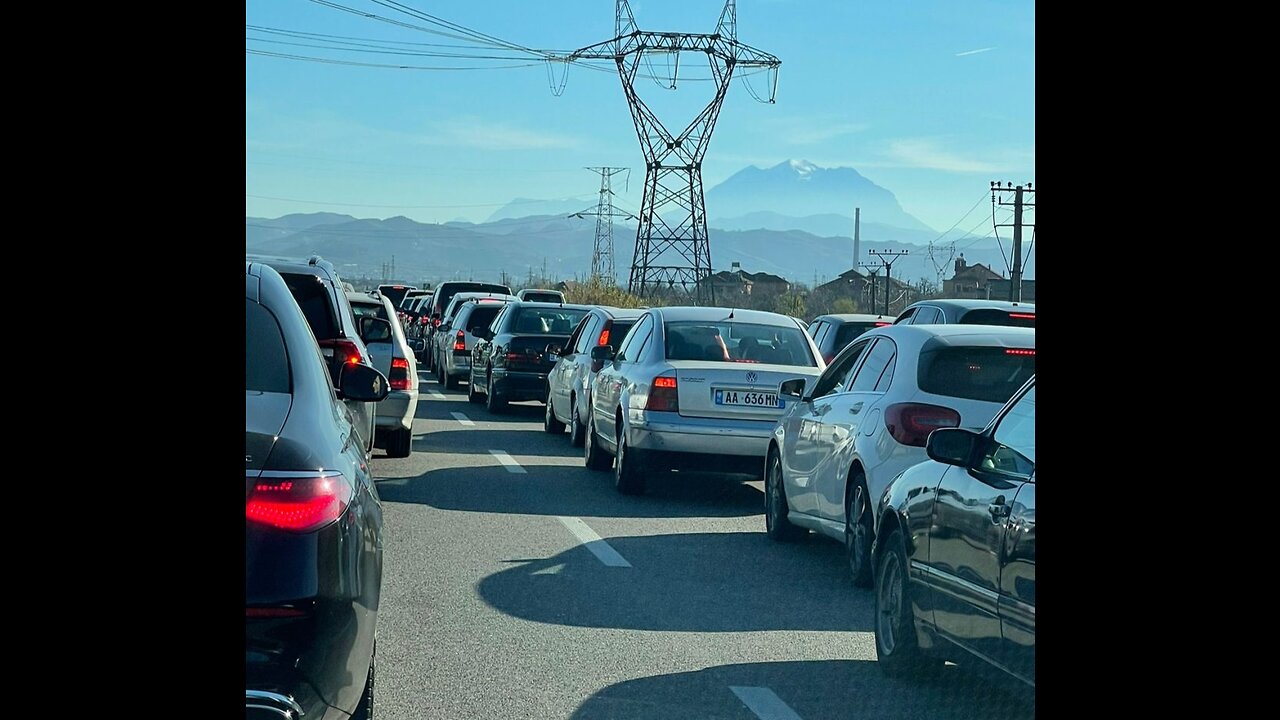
[571,167,635,284]
[567,0,781,304]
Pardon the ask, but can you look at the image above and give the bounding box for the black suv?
[246,254,388,456]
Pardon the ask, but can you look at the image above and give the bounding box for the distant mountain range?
[247,160,1028,288]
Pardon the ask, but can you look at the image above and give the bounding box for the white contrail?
[955,47,995,57]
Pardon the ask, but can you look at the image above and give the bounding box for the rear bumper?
[491,369,551,402]
[375,389,417,431]
[627,412,775,458]
[444,353,472,378]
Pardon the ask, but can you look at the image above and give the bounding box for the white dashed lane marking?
[730,687,804,720]
[556,517,632,568]
[450,412,475,426]
[488,450,527,474]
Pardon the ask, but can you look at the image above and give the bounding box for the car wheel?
[614,431,646,495]
[569,400,586,448]
[846,475,875,588]
[765,448,806,542]
[584,410,612,471]
[467,369,483,403]
[351,640,375,720]
[485,372,507,413]
[385,427,412,458]
[544,392,565,434]
[875,529,941,679]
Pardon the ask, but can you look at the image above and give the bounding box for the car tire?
[485,372,507,414]
[875,529,940,679]
[544,393,565,434]
[614,431,645,495]
[569,400,586,448]
[765,447,806,542]
[845,475,875,588]
[385,427,412,458]
[584,410,612,471]
[351,640,375,720]
[467,369,483,404]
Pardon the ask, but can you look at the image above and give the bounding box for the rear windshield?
[437,283,511,312]
[832,322,882,350]
[465,305,503,333]
[522,292,563,303]
[350,301,388,322]
[918,346,1036,403]
[280,272,336,340]
[959,309,1036,328]
[246,299,290,393]
[664,321,817,367]
[510,307,589,335]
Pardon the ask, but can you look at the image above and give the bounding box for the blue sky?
[246,0,1034,233]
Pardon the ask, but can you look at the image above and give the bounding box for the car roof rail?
[307,255,324,267]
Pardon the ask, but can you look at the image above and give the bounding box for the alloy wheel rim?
[878,553,901,653]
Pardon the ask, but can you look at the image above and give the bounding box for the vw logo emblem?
[746,371,758,384]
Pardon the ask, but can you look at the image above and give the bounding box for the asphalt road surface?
[366,370,1035,720]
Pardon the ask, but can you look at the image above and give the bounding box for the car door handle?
[849,402,864,415]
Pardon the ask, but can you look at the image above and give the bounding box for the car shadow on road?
[570,659,1034,720]
[410,428,588,457]
[476,531,868,633]
[376,464,767,518]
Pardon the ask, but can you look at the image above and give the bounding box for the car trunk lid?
[669,361,822,421]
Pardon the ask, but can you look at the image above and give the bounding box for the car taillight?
[389,357,410,390]
[598,327,610,346]
[419,316,429,325]
[433,318,441,327]
[875,321,891,327]
[884,403,961,447]
[245,472,352,532]
[318,339,363,365]
[1009,313,1035,319]
[1005,348,1035,356]
[505,351,526,365]
[453,330,466,352]
[647,375,679,412]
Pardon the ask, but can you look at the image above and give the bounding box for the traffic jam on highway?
[246,260,1036,720]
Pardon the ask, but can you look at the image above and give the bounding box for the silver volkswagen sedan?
[585,306,826,495]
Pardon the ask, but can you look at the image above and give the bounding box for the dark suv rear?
[247,254,380,455]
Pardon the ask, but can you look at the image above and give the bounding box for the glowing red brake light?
[884,403,961,447]
[453,330,466,352]
[875,321,891,327]
[1005,348,1035,356]
[1009,313,1035,319]
[598,328,610,346]
[318,339,363,365]
[389,357,410,390]
[246,473,352,532]
[647,375,679,411]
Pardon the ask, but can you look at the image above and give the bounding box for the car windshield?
[664,321,817,366]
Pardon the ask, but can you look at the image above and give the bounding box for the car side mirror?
[926,428,982,468]
[590,344,613,372]
[779,378,807,401]
[338,362,390,402]
[545,343,563,357]
[359,317,393,344]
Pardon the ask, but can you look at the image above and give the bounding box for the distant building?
[697,265,790,301]
[986,278,1036,303]
[942,255,1005,299]
[814,267,916,314]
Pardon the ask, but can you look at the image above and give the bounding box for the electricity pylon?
[565,0,781,304]
[571,167,634,284]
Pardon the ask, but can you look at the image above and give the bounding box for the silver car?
[347,291,420,458]
[544,306,644,446]
[432,291,518,384]
[585,306,826,495]
[435,297,512,390]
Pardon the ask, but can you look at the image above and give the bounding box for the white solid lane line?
[556,517,632,568]
[729,687,803,720]
[450,412,475,426]
[488,450,527,474]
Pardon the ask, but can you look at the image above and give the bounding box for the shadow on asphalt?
[475,531,868,633]
[376,464,767,518]
[569,659,1034,720]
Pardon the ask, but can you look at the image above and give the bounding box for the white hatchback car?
[764,323,1035,587]
[585,306,826,495]
[347,291,420,458]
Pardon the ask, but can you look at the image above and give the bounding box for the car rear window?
[522,292,563,303]
[350,301,388,322]
[959,309,1036,328]
[664,321,817,367]
[510,307,589,334]
[246,299,290,393]
[436,283,511,314]
[280,272,337,339]
[465,305,503,333]
[833,322,881,350]
[918,346,1036,403]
